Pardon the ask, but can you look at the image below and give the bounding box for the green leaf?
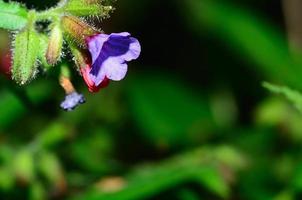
[194,166,229,198]
[263,82,302,113]
[0,0,28,30]
[12,18,41,85]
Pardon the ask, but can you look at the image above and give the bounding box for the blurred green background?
[2,0,302,199]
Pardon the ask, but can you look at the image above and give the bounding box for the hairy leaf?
[0,0,28,30]
[63,0,113,17]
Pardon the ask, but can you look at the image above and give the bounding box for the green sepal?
[12,24,40,85]
[63,0,113,17]
[46,24,64,65]
[69,43,88,69]
[38,34,52,70]
[0,0,28,30]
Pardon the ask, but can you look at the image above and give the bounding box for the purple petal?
[87,34,110,64]
[60,92,85,111]
[87,32,141,86]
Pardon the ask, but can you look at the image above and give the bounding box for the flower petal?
[60,92,85,111]
[86,34,110,63]
[87,32,141,86]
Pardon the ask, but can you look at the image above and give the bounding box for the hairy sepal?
[12,28,40,85]
[39,35,52,70]
[46,24,64,65]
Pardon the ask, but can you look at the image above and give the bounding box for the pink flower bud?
[61,16,99,47]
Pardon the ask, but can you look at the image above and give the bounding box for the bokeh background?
[2,0,302,199]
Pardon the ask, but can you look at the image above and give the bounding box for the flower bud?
[61,16,98,47]
[46,25,63,65]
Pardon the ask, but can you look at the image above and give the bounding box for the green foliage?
[72,146,245,200]
[263,82,302,113]
[13,149,35,183]
[126,72,216,147]
[0,0,28,30]
[0,88,27,129]
[36,122,72,149]
[67,129,114,173]
[0,167,15,190]
[37,151,64,186]
[30,181,46,200]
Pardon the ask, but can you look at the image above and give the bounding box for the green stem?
[36,0,67,22]
[27,10,37,29]
[36,8,61,21]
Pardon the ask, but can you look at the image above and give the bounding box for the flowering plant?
[0,0,141,111]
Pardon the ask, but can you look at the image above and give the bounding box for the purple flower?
[83,32,141,89]
[60,92,85,111]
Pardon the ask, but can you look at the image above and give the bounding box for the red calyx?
[80,64,109,93]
